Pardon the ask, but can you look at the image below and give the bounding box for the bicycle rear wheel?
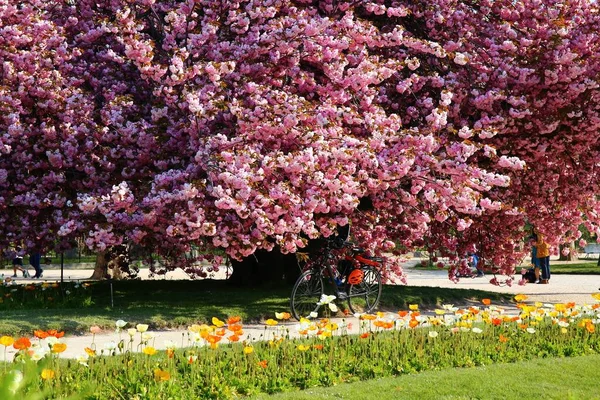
[290,270,324,320]
[347,265,382,314]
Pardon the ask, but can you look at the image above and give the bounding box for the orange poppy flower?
[227,324,243,332]
[491,318,502,326]
[360,333,370,339]
[228,335,240,342]
[258,359,268,369]
[361,314,377,321]
[46,330,65,338]
[206,335,222,345]
[227,316,241,325]
[166,349,175,359]
[409,319,419,329]
[84,347,96,357]
[34,330,49,339]
[499,334,509,343]
[410,311,421,318]
[215,328,226,337]
[153,368,171,381]
[13,337,32,350]
[275,312,291,320]
[313,344,324,350]
[51,343,67,353]
[397,311,409,318]
[481,298,491,306]
[586,323,595,334]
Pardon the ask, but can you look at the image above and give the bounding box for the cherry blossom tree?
[1,0,599,283]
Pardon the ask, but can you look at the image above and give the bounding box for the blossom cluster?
[1,1,600,281]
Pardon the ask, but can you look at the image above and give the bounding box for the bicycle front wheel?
[290,270,324,320]
[347,265,382,314]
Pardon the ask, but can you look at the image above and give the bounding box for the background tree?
[1,0,599,284]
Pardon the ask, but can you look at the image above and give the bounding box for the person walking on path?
[12,246,29,277]
[30,250,43,279]
[534,230,551,284]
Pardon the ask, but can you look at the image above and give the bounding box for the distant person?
[528,234,541,282]
[534,230,550,284]
[469,252,483,277]
[30,251,43,279]
[12,247,29,277]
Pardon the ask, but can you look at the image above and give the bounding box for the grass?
[551,261,600,275]
[0,280,514,336]
[413,258,600,275]
[253,355,600,400]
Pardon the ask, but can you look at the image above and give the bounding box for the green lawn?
[0,280,513,336]
[551,261,600,274]
[414,259,600,275]
[254,354,600,400]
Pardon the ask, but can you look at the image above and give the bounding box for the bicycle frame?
[310,243,382,300]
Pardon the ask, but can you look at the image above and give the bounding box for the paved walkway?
[2,259,599,362]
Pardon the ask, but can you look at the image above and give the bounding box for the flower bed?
[1,294,600,399]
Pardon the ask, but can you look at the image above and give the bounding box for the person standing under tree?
[530,234,541,282]
[535,230,551,284]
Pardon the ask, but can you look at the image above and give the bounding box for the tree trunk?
[89,250,108,280]
[558,242,578,261]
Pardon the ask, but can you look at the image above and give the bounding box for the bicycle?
[290,239,383,320]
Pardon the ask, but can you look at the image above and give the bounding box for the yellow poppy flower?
[243,346,254,354]
[41,369,55,380]
[408,304,419,310]
[297,344,310,351]
[143,346,157,356]
[51,343,67,353]
[211,317,225,328]
[0,336,14,347]
[265,319,278,326]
